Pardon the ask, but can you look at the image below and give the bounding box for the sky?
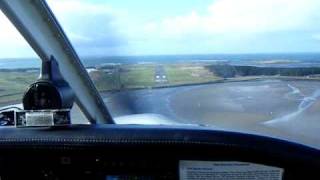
[1,0,320,58]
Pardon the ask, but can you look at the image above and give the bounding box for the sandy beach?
[97,79,320,149]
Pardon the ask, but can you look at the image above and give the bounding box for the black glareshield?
[23,56,75,110]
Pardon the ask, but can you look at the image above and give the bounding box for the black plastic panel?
[0,124,318,179]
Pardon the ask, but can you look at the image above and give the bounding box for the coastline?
[2,75,320,107]
[100,75,320,93]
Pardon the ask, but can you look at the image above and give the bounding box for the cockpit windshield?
[1,0,320,149]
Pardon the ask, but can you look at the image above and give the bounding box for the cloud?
[1,0,320,57]
[47,0,128,55]
[130,0,320,54]
[145,0,320,37]
[0,0,128,57]
[0,11,36,58]
[206,0,319,33]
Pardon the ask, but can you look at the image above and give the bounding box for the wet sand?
[170,80,320,149]
[102,79,320,149]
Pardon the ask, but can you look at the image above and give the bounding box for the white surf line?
[284,84,304,98]
[264,86,320,125]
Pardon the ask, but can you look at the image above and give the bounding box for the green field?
[90,64,156,91]
[0,71,38,105]
[119,64,155,88]
[90,63,221,91]
[1,63,318,107]
[164,64,221,85]
[88,70,119,91]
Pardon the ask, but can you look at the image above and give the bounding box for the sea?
[1,53,320,69]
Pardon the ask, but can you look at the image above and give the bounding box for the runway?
[154,66,168,83]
